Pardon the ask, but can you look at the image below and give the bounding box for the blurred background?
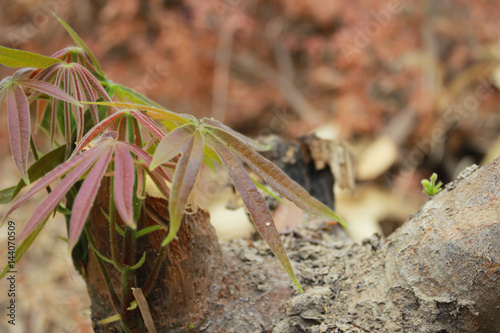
[1,0,499,331]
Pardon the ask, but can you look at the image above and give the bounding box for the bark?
[81,178,224,332]
[82,156,499,332]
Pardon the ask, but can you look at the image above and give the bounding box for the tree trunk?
[81,156,499,332]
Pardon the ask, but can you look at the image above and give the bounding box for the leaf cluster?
[0,15,346,294]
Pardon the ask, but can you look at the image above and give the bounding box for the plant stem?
[84,224,121,312]
[121,226,138,330]
[142,245,168,296]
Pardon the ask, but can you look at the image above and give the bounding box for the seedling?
[0,14,346,331]
[421,173,443,196]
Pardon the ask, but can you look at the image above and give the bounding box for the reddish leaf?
[19,79,81,105]
[2,145,105,224]
[130,110,165,140]
[207,126,346,228]
[114,144,135,227]
[15,146,106,241]
[150,124,196,170]
[203,118,270,151]
[84,101,189,124]
[207,132,302,292]
[163,131,204,246]
[71,111,126,157]
[69,146,114,248]
[121,142,172,182]
[7,85,31,184]
[143,166,170,199]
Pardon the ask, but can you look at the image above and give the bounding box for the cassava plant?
[0,15,345,331]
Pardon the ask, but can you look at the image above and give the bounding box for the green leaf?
[113,83,161,107]
[0,46,61,69]
[0,217,48,279]
[53,13,103,75]
[128,252,147,270]
[136,225,164,238]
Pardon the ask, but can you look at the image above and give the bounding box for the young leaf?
[207,126,346,228]
[0,46,61,69]
[53,13,103,75]
[0,145,66,205]
[0,217,49,279]
[202,118,270,151]
[2,145,104,227]
[114,83,161,108]
[71,111,126,157]
[162,132,204,246]
[19,79,81,106]
[69,147,114,248]
[7,85,31,184]
[83,101,189,124]
[114,144,135,227]
[207,132,303,292]
[150,124,196,170]
[130,111,165,140]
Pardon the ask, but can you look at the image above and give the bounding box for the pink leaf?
[130,110,165,140]
[150,124,196,170]
[71,111,125,157]
[122,142,171,181]
[163,131,204,246]
[207,132,302,292]
[203,117,270,151]
[7,85,31,183]
[69,146,114,248]
[207,126,346,228]
[19,79,80,105]
[16,146,106,242]
[3,145,105,224]
[114,143,135,227]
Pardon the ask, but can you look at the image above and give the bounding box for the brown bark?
[82,178,224,332]
[81,156,499,332]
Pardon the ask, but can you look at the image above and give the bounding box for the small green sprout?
[421,173,443,196]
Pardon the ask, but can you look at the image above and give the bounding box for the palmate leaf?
[69,146,114,248]
[6,85,31,184]
[149,124,196,170]
[162,131,204,247]
[0,46,61,69]
[204,123,346,228]
[53,13,103,75]
[1,144,106,239]
[113,144,135,227]
[0,217,49,279]
[113,83,162,108]
[84,101,189,125]
[206,132,303,292]
[0,145,66,205]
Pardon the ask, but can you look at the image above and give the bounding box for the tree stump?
[79,156,499,332]
[81,177,224,332]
